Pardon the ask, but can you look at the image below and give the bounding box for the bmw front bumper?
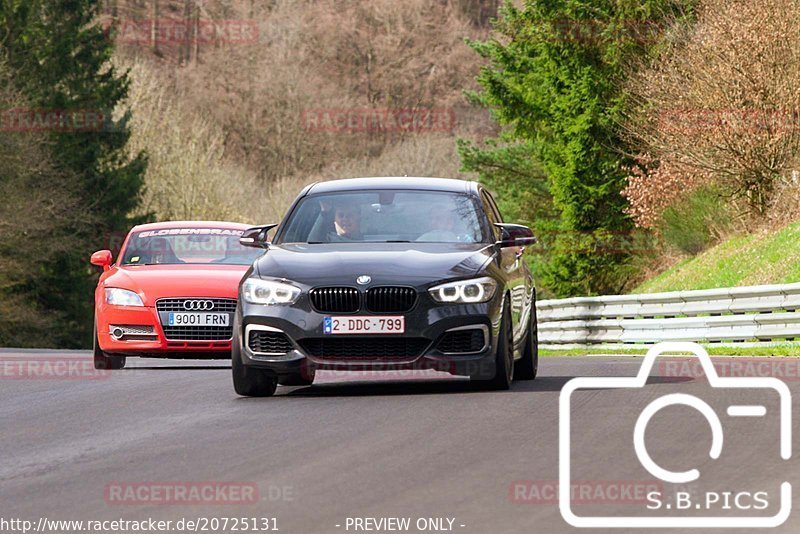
[237,291,504,379]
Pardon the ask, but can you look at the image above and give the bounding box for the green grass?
[550,224,800,358]
[635,221,800,293]
[541,343,800,357]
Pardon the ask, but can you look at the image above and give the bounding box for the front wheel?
[232,319,277,397]
[94,320,125,370]
[472,301,513,390]
[514,302,538,381]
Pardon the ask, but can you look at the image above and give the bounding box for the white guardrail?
[537,283,800,346]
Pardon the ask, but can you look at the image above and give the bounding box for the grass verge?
[635,221,800,293]
[541,343,800,357]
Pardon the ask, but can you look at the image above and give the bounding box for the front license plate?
[324,316,405,335]
[168,313,230,327]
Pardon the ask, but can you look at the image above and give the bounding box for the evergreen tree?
[460,0,693,296]
[0,0,147,347]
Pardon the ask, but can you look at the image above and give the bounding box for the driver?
[147,237,180,264]
[329,201,364,241]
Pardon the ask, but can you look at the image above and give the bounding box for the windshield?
[120,228,263,265]
[278,190,488,244]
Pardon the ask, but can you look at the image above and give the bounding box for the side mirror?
[495,223,537,248]
[240,224,278,249]
[90,250,113,271]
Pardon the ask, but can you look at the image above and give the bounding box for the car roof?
[305,177,479,195]
[130,221,253,232]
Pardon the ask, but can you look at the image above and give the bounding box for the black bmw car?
[233,177,538,397]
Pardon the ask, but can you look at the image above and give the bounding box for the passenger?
[417,206,459,242]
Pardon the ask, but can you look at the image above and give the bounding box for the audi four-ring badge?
[90,221,266,369]
[232,177,539,397]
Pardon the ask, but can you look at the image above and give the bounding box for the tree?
[457,136,560,294]
[0,0,147,347]
[622,0,800,228]
[0,62,93,346]
[460,0,693,296]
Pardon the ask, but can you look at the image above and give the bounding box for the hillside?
[4,0,796,347]
[109,0,497,224]
[635,221,800,293]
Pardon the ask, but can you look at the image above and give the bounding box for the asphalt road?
[2,349,799,533]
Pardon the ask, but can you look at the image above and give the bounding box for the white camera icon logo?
[559,342,792,529]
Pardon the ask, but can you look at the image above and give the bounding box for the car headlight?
[242,278,301,305]
[105,288,145,307]
[429,277,497,304]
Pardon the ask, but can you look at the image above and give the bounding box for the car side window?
[481,190,502,239]
[483,190,504,223]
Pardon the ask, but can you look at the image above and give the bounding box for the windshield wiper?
[303,240,411,244]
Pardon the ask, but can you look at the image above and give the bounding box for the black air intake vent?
[437,329,486,354]
[299,337,429,360]
[248,330,294,354]
[366,287,417,313]
[309,287,360,313]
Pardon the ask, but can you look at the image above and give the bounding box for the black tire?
[473,300,513,390]
[232,319,277,397]
[514,300,539,381]
[93,319,126,370]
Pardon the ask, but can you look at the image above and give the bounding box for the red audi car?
[90,221,265,369]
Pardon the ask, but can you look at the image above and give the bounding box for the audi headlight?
[105,288,145,307]
[243,278,301,305]
[429,277,497,304]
